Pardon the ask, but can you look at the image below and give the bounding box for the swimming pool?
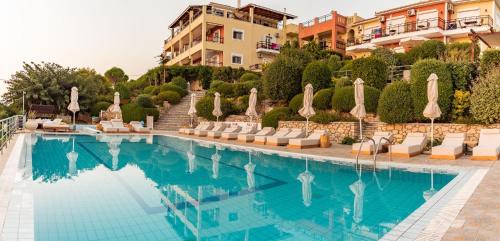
[19,134,457,240]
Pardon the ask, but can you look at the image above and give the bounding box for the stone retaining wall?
[278,121,358,143]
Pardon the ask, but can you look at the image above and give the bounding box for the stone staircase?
[155,91,205,131]
[362,121,379,138]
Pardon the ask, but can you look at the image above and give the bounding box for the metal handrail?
[355,137,376,170]
[0,115,21,154]
[372,137,394,170]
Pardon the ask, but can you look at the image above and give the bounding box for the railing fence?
[332,65,413,82]
[0,115,22,154]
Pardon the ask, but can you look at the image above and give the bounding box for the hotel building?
[162,2,297,71]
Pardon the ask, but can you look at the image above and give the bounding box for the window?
[231,54,243,65]
[214,8,224,17]
[232,29,244,40]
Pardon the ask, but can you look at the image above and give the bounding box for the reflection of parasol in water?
[297,157,314,207]
[244,151,256,190]
[107,136,121,171]
[66,137,78,176]
[187,140,196,174]
[211,148,220,179]
[349,177,365,224]
[423,169,437,201]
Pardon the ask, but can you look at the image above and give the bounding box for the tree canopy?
[104,67,129,86]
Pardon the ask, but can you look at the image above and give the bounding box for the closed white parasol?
[108,92,122,119]
[212,92,223,122]
[350,78,366,140]
[67,87,80,129]
[423,73,442,146]
[245,88,258,122]
[298,84,315,136]
[188,93,197,127]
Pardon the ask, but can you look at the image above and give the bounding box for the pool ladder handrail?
[355,137,395,171]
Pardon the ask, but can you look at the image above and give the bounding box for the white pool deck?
[0,131,497,241]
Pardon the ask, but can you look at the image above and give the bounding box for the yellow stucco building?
[162,2,297,71]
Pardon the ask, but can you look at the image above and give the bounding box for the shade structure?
[350,78,366,140]
[349,179,365,224]
[188,93,197,127]
[400,36,429,47]
[212,92,223,122]
[108,92,122,119]
[66,137,78,176]
[244,152,256,190]
[423,73,441,145]
[245,88,258,122]
[211,151,220,179]
[67,87,80,128]
[298,84,315,135]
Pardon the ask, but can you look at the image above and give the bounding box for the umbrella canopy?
[108,92,122,113]
[212,92,223,122]
[67,87,80,113]
[298,84,315,135]
[188,93,197,117]
[298,171,314,207]
[211,151,221,179]
[349,179,365,224]
[245,88,258,121]
[350,78,366,139]
[423,73,441,144]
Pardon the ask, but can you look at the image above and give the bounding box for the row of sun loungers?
[99,120,151,133]
[179,122,500,160]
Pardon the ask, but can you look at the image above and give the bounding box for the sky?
[0,0,415,99]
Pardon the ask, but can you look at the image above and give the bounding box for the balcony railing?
[1,115,21,153]
[336,40,346,50]
[318,13,332,23]
[446,15,493,30]
[206,36,224,44]
[256,41,281,51]
[205,60,223,67]
[301,19,314,28]
[249,64,263,70]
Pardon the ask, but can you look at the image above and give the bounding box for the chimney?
[237,0,241,8]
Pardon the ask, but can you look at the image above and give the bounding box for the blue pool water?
[24,134,456,241]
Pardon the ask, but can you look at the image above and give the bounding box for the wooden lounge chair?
[254,128,290,145]
[221,123,257,140]
[431,133,466,160]
[208,124,240,139]
[110,119,129,133]
[472,129,500,161]
[288,130,328,149]
[391,133,427,158]
[181,122,214,135]
[130,121,152,133]
[238,127,275,143]
[196,123,226,137]
[100,121,118,133]
[352,132,393,155]
[42,119,71,132]
[266,128,306,146]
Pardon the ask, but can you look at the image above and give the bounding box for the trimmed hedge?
[234,80,261,96]
[480,50,500,78]
[195,96,234,121]
[115,83,131,100]
[470,69,500,124]
[377,82,414,124]
[313,88,333,110]
[261,107,291,128]
[239,72,260,82]
[210,80,225,89]
[406,40,446,64]
[157,91,181,105]
[90,101,111,117]
[289,93,304,113]
[212,82,235,97]
[263,58,303,101]
[333,77,353,91]
[143,86,159,95]
[310,111,340,124]
[136,94,154,108]
[122,103,159,123]
[447,63,476,91]
[332,86,381,113]
[171,76,188,89]
[160,83,188,97]
[302,61,332,90]
[233,95,250,114]
[410,59,453,121]
[351,57,388,90]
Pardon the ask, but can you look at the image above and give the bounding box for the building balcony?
[256,41,281,54]
[444,15,493,36]
[206,36,224,44]
[205,60,223,67]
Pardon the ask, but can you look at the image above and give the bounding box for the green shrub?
[333,77,353,91]
[136,94,154,108]
[288,93,304,113]
[447,63,476,90]
[115,83,131,100]
[121,103,159,123]
[332,86,380,113]
[171,76,188,89]
[157,91,181,105]
[310,111,340,124]
[302,61,332,90]
[313,88,333,110]
[351,57,388,90]
[212,82,235,97]
[326,55,342,74]
[470,69,500,124]
[263,58,303,101]
[239,72,260,82]
[261,107,291,128]
[371,47,398,66]
[160,83,187,97]
[233,95,250,114]
[446,42,479,63]
[233,81,261,96]
[195,96,234,121]
[90,101,111,117]
[197,66,213,90]
[452,90,471,122]
[341,136,356,145]
[210,80,225,89]
[410,59,453,121]
[377,82,415,124]
[480,50,500,78]
[339,60,353,71]
[406,40,446,64]
[143,86,158,95]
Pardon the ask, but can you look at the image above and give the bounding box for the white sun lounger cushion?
[432,133,466,156]
[100,121,118,132]
[196,123,225,136]
[267,129,306,145]
[184,122,214,135]
[110,120,129,132]
[238,127,275,142]
[473,129,500,157]
[223,124,257,139]
[207,124,235,138]
[392,133,427,154]
[254,128,290,143]
[288,130,328,146]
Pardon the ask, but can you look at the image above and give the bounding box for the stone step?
[155,90,206,131]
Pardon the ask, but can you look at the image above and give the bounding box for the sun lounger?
[221,123,257,140]
[110,119,130,133]
[352,132,393,155]
[288,130,328,149]
[208,124,240,139]
[42,119,71,132]
[100,121,118,133]
[431,133,466,160]
[238,127,275,143]
[196,123,226,137]
[266,128,306,146]
[181,122,214,135]
[254,128,290,145]
[392,133,427,158]
[472,129,500,161]
[130,121,152,133]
